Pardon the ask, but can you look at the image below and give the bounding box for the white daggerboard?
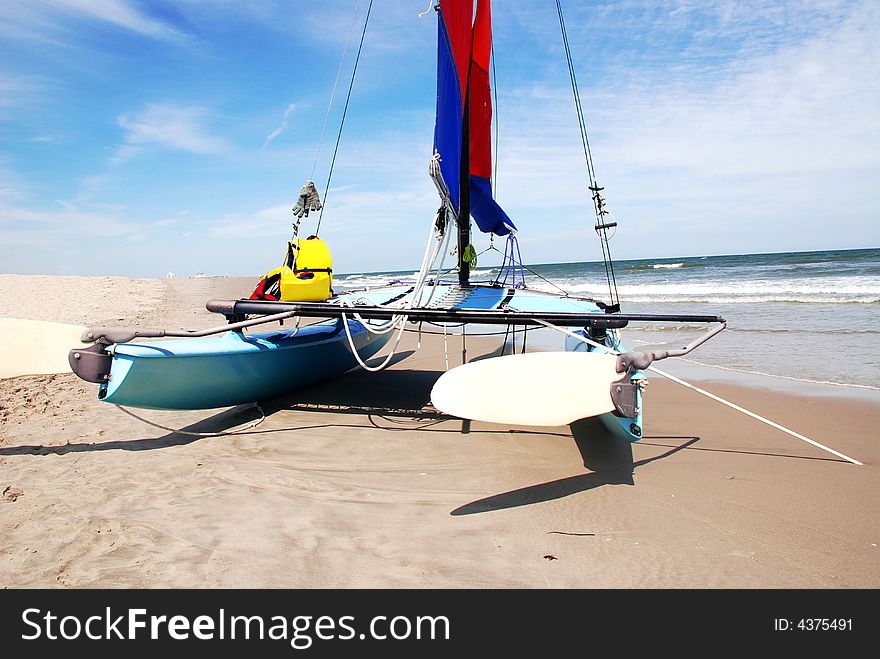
[430,351,622,426]
[0,318,87,378]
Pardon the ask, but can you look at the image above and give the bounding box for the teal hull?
[99,318,390,410]
[565,329,644,442]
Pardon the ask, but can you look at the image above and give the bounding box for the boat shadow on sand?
[1,354,704,516]
[450,421,700,516]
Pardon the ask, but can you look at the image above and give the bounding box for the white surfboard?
[430,351,623,426]
[0,318,88,378]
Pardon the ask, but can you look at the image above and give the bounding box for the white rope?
[646,364,864,465]
[629,337,880,391]
[680,355,880,392]
[340,297,405,335]
[340,312,408,372]
[530,317,863,466]
[332,203,451,372]
[114,403,266,437]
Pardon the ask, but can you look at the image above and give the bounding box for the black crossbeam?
[206,299,725,326]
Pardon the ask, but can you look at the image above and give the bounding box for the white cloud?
[45,0,184,41]
[0,74,54,113]
[0,0,189,51]
[261,103,299,151]
[474,0,880,261]
[2,0,877,277]
[113,104,230,163]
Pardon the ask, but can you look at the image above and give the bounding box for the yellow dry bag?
[279,235,333,302]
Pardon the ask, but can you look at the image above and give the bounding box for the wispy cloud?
[479,0,880,260]
[0,73,52,110]
[1,0,877,276]
[261,103,299,151]
[113,104,230,163]
[0,0,187,44]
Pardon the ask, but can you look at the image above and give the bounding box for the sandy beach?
[1,274,878,588]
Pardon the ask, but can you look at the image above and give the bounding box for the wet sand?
[1,274,878,588]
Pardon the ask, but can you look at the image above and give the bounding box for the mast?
[458,86,471,286]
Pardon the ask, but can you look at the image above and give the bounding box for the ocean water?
[335,248,880,390]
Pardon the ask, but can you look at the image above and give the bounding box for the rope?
[114,403,266,437]
[496,234,525,288]
[554,0,620,308]
[645,365,863,465]
[311,0,362,181]
[678,355,880,392]
[316,0,374,234]
[331,174,453,372]
[340,313,407,372]
[520,263,570,295]
[529,317,863,466]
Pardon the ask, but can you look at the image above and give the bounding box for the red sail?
[468,0,514,235]
[433,0,513,236]
[443,0,473,112]
[468,0,492,179]
[433,0,473,210]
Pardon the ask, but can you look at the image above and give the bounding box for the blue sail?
[433,0,469,211]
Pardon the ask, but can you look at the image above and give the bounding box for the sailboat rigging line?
[417,0,435,18]
[311,0,362,180]
[555,0,620,308]
[316,0,374,234]
[530,318,863,466]
[332,187,453,369]
[520,264,570,296]
[480,240,569,295]
[340,311,408,372]
[676,356,880,392]
[648,365,864,466]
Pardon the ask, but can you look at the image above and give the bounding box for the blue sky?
[1,0,878,277]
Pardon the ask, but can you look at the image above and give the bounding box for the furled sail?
[433,0,472,214]
[467,0,514,236]
[433,0,515,237]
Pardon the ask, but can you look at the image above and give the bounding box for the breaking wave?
[531,279,880,304]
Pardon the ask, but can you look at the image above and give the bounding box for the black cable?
[519,263,570,296]
[316,0,374,234]
[555,0,620,308]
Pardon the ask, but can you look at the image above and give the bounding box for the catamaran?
[68,0,727,441]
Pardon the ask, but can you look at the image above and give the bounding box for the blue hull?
[99,318,390,410]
